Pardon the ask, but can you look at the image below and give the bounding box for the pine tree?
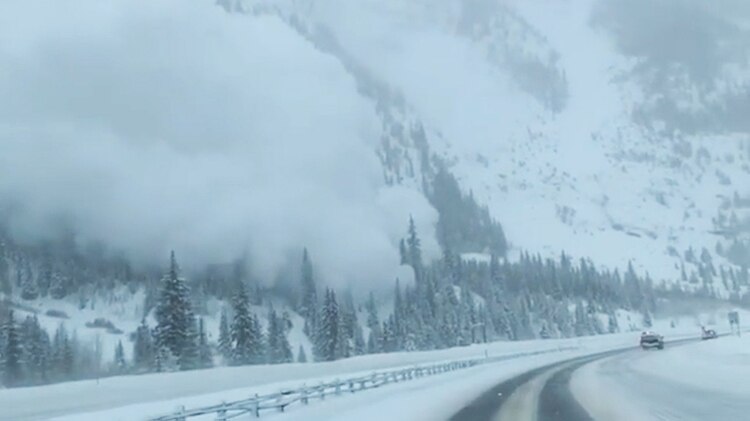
[300,249,319,341]
[266,307,292,364]
[607,311,620,334]
[154,252,195,365]
[574,301,589,337]
[114,340,126,373]
[365,292,381,353]
[539,323,551,339]
[198,318,213,368]
[218,309,231,360]
[642,309,653,328]
[20,268,38,301]
[366,329,379,354]
[406,216,423,282]
[353,325,366,356]
[133,319,154,372]
[314,289,339,361]
[230,285,264,365]
[21,315,50,384]
[179,318,200,371]
[297,345,307,363]
[2,311,23,387]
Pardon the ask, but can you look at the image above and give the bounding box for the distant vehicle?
[701,327,718,340]
[640,331,664,350]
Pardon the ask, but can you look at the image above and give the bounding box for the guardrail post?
[348,380,355,393]
[253,394,260,418]
[216,402,228,421]
[335,379,341,396]
[301,385,309,405]
[175,405,186,421]
[320,382,326,400]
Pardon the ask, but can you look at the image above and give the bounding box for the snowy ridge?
[236,0,750,298]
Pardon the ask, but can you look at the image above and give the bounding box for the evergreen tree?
[133,319,154,372]
[178,318,199,371]
[607,311,620,334]
[297,345,307,363]
[353,325,366,356]
[114,340,126,373]
[218,309,231,360]
[20,268,38,301]
[314,289,339,361]
[230,285,264,365]
[300,249,319,340]
[154,252,195,365]
[406,217,423,282]
[2,311,23,387]
[266,307,292,364]
[21,315,50,384]
[198,318,213,368]
[573,301,589,337]
[642,309,653,328]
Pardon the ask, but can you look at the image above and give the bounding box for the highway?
[449,337,748,421]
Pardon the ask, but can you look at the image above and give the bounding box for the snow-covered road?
[450,334,749,421]
[573,334,750,421]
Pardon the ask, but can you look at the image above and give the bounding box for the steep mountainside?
[239,0,750,292]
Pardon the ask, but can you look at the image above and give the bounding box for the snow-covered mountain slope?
[238,0,750,289]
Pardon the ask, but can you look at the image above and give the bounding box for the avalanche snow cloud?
[0,0,435,286]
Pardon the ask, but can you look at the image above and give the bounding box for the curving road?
[449,337,747,421]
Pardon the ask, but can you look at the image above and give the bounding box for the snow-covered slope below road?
[5,308,736,421]
[238,0,750,295]
[40,334,637,421]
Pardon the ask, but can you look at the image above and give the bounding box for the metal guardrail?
[150,347,578,421]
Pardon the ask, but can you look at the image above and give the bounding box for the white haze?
[0,0,439,287]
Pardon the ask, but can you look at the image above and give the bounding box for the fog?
[0,0,438,287]
[1,0,747,288]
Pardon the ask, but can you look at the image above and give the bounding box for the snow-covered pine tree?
[2,311,23,387]
[218,309,231,360]
[365,292,381,353]
[399,239,408,265]
[300,249,318,341]
[19,261,38,301]
[114,340,126,373]
[297,345,307,363]
[21,315,50,384]
[133,318,154,372]
[642,308,653,328]
[607,311,620,333]
[574,301,589,337]
[314,288,339,361]
[353,324,366,356]
[248,313,265,364]
[198,318,213,368]
[154,252,195,366]
[406,216,423,282]
[230,284,252,365]
[230,284,264,365]
[178,318,199,371]
[266,307,291,364]
[539,323,551,339]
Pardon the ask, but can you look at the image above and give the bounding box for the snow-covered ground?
[0,308,726,421]
[572,332,750,420]
[1,334,625,421]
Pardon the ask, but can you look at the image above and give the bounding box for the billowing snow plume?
[0,0,438,287]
